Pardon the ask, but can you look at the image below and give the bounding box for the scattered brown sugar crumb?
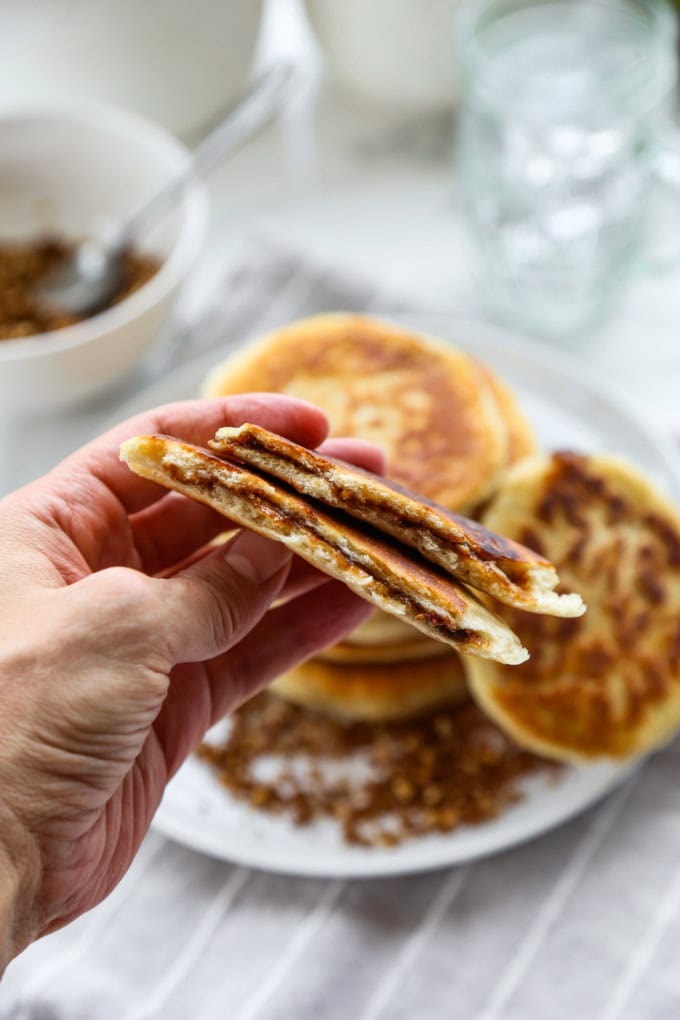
[198,693,558,848]
[0,235,161,339]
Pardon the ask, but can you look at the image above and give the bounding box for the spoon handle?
[116,63,295,250]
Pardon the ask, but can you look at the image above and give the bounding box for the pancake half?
[211,423,584,618]
[120,435,528,665]
[465,452,680,761]
[202,313,508,511]
[271,653,469,720]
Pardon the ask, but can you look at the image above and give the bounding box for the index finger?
[56,393,330,514]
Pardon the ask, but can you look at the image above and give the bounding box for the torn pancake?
[465,452,680,761]
[202,313,508,511]
[271,653,469,721]
[120,435,528,665]
[210,423,584,618]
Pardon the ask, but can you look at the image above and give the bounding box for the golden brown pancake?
[120,435,529,664]
[271,652,469,720]
[211,422,584,618]
[202,313,508,512]
[465,452,680,761]
[474,362,538,466]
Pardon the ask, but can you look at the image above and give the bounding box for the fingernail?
[223,529,292,585]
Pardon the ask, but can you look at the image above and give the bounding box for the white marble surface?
[4,0,680,498]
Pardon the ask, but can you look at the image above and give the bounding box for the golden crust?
[465,452,680,761]
[272,652,469,720]
[203,313,508,512]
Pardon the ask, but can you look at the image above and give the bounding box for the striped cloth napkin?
[4,233,680,1020]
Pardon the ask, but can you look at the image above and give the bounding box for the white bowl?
[0,102,209,414]
[0,0,264,137]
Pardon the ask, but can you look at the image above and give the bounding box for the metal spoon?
[36,63,294,318]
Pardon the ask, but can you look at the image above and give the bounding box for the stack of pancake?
[201,313,539,722]
[201,313,680,764]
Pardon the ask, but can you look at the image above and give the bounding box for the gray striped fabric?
[3,233,680,1020]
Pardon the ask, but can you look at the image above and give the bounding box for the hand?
[0,394,384,971]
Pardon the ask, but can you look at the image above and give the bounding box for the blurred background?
[4,6,680,1019]
[2,0,680,453]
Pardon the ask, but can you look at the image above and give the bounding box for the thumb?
[151,530,292,664]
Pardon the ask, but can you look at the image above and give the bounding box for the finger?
[318,437,386,474]
[132,492,332,584]
[148,529,294,665]
[277,556,329,602]
[55,394,330,514]
[130,435,386,576]
[169,542,327,594]
[153,580,371,777]
[203,581,373,720]
[160,540,328,603]
[150,564,339,775]
[130,492,232,576]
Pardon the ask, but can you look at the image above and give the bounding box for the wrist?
[0,846,21,975]
[0,806,40,975]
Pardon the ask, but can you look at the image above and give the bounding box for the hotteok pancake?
[120,435,528,665]
[202,313,509,512]
[210,422,584,618]
[465,452,680,761]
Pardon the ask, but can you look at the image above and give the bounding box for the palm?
[39,667,208,933]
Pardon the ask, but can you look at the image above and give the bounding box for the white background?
[4,0,680,497]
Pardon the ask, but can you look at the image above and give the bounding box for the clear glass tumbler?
[455,0,680,337]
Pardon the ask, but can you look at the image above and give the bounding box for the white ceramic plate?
[109,313,680,877]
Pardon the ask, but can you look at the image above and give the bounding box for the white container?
[0,0,264,136]
[303,0,461,112]
[0,102,209,414]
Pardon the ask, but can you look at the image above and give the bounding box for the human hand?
[0,394,384,971]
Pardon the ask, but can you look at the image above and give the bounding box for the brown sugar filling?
[198,693,557,848]
[215,434,541,587]
[490,453,680,755]
[162,458,483,650]
[0,235,161,339]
